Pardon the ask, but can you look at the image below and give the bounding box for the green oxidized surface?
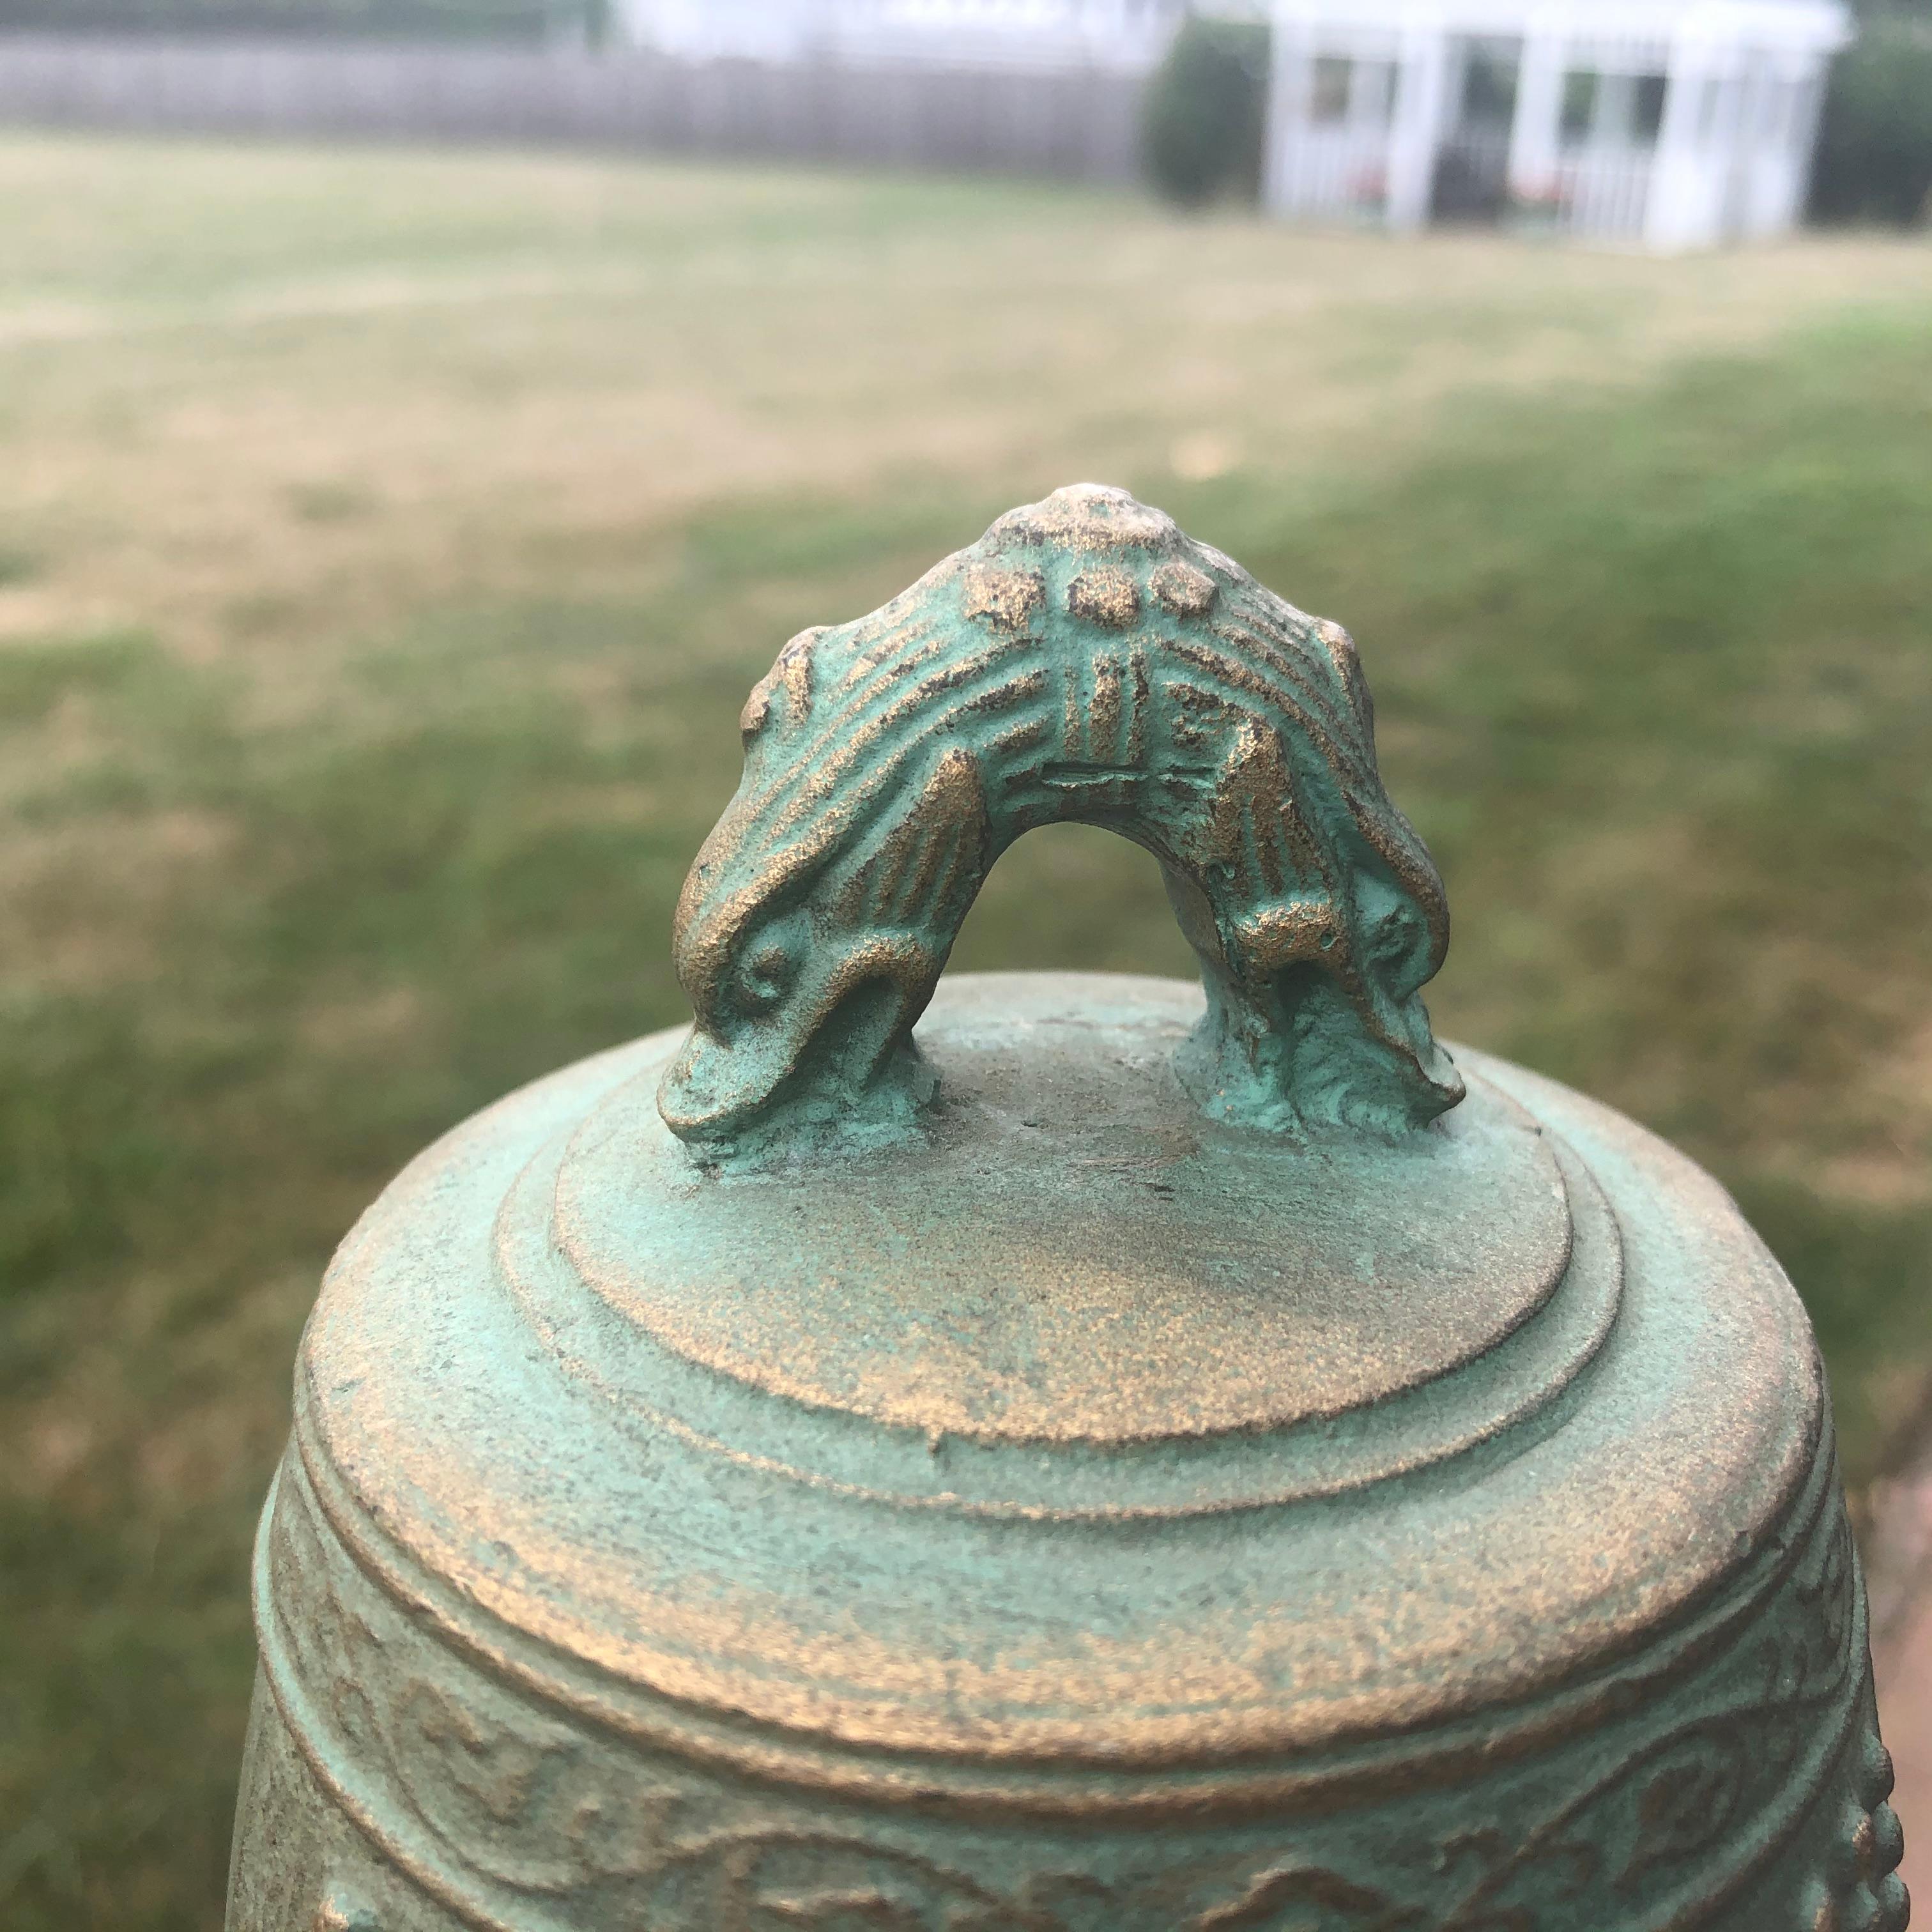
[661,483,1461,1153]
[226,489,1905,1932]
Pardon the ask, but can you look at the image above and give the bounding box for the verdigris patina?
[227,486,1906,1932]
[661,485,1458,1151]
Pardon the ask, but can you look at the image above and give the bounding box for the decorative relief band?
[248,1416,1888,1932]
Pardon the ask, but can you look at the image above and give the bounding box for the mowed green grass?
[1,134,1929,1928]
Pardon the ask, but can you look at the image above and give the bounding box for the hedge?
[1811,18,1932,225]
[1142,15,1270,208]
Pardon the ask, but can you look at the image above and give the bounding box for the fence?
[0,35,1146,183]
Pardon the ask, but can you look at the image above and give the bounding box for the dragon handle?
[659,484,1462,1156]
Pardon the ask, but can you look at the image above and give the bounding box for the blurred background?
[0,1,1928,1926]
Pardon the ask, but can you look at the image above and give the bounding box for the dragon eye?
[733,942,795,1015]
[1367,905,1418,963]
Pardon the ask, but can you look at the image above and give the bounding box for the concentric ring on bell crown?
[498,974,1620,1515]
[557,975,1571,1440]
[293,982,1822,1770]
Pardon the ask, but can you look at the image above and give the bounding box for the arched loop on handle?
[658,486,1462,1158]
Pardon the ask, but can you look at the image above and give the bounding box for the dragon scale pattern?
[659,484,1464,1152]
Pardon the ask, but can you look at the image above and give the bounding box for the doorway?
[1431,36,1522,223]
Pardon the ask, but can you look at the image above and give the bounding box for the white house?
[618,0,1193,73]
[1264,0,1850,249]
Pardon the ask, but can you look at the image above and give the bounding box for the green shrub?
[1810,19,1932,225]
[1141,15,1271,208]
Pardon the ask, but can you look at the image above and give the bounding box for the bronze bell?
[226,485,1906,1932]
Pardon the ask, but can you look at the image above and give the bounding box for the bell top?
[285,487,1826,1813]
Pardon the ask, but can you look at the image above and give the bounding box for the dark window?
[1312,55,1353,123]
[1460,41,1520,125]
[1560,68,1600,143]
[1634,73,1669,143]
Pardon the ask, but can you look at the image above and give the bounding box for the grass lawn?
[0,132,1928,1929]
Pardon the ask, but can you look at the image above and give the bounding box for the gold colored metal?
[226,489,1905,1932]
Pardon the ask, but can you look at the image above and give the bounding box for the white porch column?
[1644,30,1721,251]
[1385,23,1451,232]
[1264,15,1318,218]
[1782,53,1832,234]
[1506,26,1567,207]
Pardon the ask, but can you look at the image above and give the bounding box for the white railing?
[1273,125,1392,220]
[1556,146,1655,241]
